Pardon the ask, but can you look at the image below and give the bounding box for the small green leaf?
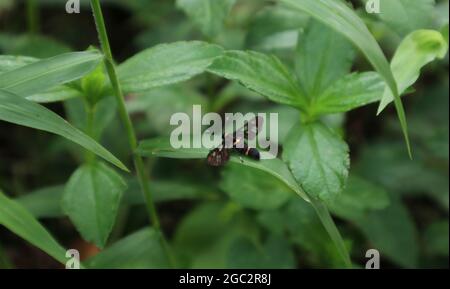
[0,89,127,171]
[118,41,223,92]
[312,72,384,115]
[377,30,448,113]
[282,0,411,157]
[176,0,236,38]
[208,50,307,109]
[62,162,127,248]
[86,228,170,269]
[220,162,292,210]
[0,190,67,264]
[295,19,355,99]
[0,51,103,97]
[283,122,349,200]
[137,137,309,202]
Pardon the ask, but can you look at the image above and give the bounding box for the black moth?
[207,117,262,167]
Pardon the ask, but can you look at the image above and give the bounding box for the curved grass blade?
[0,190,67,265]
[0,89,128,171]
[282,0,412,158]
[137,138,310,202]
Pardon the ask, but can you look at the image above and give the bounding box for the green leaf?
[208,50,307,109]
[283,122,349,200]
[174,202,258,268]
[62,162,127,248]
[0,34,71,58]
[0,190,67,264]
[220,162,292,210]
[176,0,236,38]
[353,195,419,268]
[137,137,310,202]
[312,72,384,115]
[327,175,390,220]
[0,55,36,73]
[86,228,170,268]
[246,5,309,51]
[0,55,82,103]
[0,89,127,171]
[295,19,355,99]
[226,235,295,269]
[118,41,223,92]
[0,51,103,97]
[424,221,449,257]
[263,197,350,268]
[363,0,435,36]
[377,30,448,113]
[282,0,411,157]
[16,185,64,218]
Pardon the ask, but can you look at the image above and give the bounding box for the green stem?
[84,103,96,164]
[310,197,352,268]
[89,0,175,267]
[26,0,39,35]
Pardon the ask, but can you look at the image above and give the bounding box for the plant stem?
[26,0,39,35]
[89,0,175,266]
[84,103,96,164]
[310,197,352,268]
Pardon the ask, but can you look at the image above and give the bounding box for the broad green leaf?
[282,0,411,157]
[283,122,349,200]
[176,0,236,38]
[246,5,309,51]
[0,55,36,73]
[118,41,223,92]
[0,51,103,97]
[137,137,310,201]
[126,85,207,135]
[258,197,349,268]
[363,0,435,36]
[327,175,390,220]
[86,228,171,269]
[226,235,295,269]
[17,185,64,218]
[353,195,419,268]
[0,90,127,171]
[0,55,81,103]
[312,72,384,115]
[208,50,307,109]
[0,190,67,264]
[62,162,127,248]
[377,30,448,113]
[220,162,292,210]
[295,20,355,98]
